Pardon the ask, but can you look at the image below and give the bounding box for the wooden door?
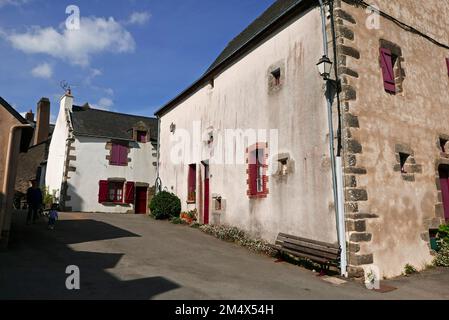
[135,187,148,214]
[203,162,210,225]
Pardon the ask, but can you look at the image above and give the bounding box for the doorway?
[202,161,210,225]
[438,165,449,221]
[135,187,148,214]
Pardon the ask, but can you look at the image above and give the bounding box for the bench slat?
[278,233,340,250]
[277,236,340,255]
[279,247,331,264]
[282,242,340,260]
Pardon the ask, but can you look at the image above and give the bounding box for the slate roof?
[206,0,304,73]
[70,106,158,142]
[155,0,310,116]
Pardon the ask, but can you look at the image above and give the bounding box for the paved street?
[1,211,448,300]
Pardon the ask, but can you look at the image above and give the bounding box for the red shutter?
[248,163,257,195]
[446,58,449,76]
[98,180,108,203]
[187,164,196,201]
[125,182,135,204]
[380,48,396,93]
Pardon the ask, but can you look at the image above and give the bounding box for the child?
[48,204,59,230]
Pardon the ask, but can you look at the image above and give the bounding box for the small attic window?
[137,131,147,143]
[271,68,281,86]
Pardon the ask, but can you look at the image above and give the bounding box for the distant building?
[156,0,449,278]
[0,96,33,248]
[46,91,158,214]
[15,98,55,199]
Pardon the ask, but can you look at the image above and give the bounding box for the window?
[380,47,396,93]
[399,153,409,173]
[98,180,124,203]
[110,143,128,166]
[446,58,449,76]
[247,145,268,198]
[440,138,448,153]
[137,131,147,143]
[187,164,196,203]
[271,68,281,86]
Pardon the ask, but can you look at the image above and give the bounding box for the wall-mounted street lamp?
[316,55,333,80]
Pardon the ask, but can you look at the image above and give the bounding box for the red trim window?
[247,144,268,198]
[137,131,147,143]
[108,182,124,203]
[98,180,124,203]
[110,143,128,166]
[379,47,396,94]
[187,164,196,203]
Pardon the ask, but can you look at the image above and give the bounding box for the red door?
[203,163,210,224]
[439,167,449,221]
[135,187,148,214]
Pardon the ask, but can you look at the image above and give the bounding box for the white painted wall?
[66,136,157,213]
[45,94,72,200]
[158,8,338,244]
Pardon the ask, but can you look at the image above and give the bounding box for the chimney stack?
[25,110,34,122]
[34,98,50,145]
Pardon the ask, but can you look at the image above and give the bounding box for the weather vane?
[60,80,72,95]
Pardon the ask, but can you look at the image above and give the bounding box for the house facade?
[0,96,33,248]
[46,91,158,214]
[156,0,449,278]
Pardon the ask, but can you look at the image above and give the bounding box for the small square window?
[271,68,281,86]
[399,153,409,173]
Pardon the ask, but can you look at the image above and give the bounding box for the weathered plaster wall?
[159,8,339,244]
[0,105,23,246]
[336,0,449,278]
[45,94,72,201]
[66,136,157,213]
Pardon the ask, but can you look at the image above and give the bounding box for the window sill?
[101,202,131,207]
[186,200,196,204]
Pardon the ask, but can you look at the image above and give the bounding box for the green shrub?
[149,191,181,220]
[170,217,183,225]
[404,264,418,275]
[434,241,449,267]
[437,224,449,244]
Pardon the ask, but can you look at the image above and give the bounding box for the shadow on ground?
[0,212,180,300]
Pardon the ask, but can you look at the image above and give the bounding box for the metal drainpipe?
[155,115,162,193]
[0,124,31,241]
[318,0,348,277]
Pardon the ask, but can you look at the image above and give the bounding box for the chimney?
[25,110,34,122]
[60,89,73,113]
[34,98,50,145]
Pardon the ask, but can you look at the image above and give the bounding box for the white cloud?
[127,11,151,25]
[31,62,52,79]
[4,16,135,66]
[92,97,114,111]
[0,0,29,8]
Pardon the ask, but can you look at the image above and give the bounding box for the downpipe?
[318,0,348,277]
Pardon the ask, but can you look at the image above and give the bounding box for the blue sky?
[0,0,274,121]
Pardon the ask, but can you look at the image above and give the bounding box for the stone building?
[46,91,158,214]
[155,0,449,278]
[0,96,33,248]
[15,98,54,198]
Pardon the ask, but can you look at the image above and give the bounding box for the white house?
[46,91,158,214]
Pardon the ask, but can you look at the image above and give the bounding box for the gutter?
[318,0,348,277]
[0,124,32,241]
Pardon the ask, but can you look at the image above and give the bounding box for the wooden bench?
[272,233,341,270]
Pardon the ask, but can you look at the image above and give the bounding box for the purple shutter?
[111,144,119,165]
[119,144,128,165]
[380,48,396,93]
